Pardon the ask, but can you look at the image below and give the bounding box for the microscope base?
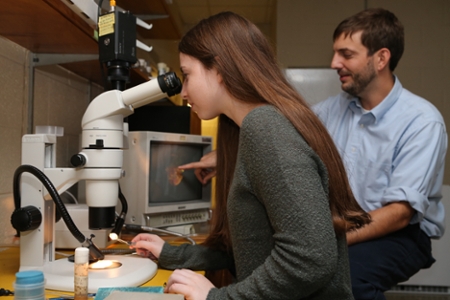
[40,255,157,293]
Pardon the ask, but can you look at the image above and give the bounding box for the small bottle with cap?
[74,247,89,300]
[13,270,45,300]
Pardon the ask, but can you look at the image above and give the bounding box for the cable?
[13,165,85,243]
[12,164,105,261]
[56,248,134,257]
[97,0,109,91]
[110,185,128,238]
[97,0,104,21]
[100,248,135,255]
[0,288,13,296]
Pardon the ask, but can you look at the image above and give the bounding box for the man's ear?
[376,48,391,71]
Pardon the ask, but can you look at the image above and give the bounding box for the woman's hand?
[165,269,214,300]
[178,150,217,185]
[130,233,165,260]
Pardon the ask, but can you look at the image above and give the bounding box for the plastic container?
[74,247,89,300]
[13,270,45,300]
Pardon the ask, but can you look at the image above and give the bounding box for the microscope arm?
[81,73,182,133]
[77,72,182,210]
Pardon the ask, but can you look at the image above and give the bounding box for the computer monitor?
[119,131,213,229]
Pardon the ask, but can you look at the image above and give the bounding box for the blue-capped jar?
[13,270,45,300]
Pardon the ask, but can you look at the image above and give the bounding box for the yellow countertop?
[0,235,206,299]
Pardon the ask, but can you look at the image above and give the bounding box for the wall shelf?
[0,0,182,87]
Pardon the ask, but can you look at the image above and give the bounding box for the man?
[313,8,447,299]
[179,8,448,300]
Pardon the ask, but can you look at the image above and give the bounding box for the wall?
[1,1,449,244]
[0,37,28,246]
[277,0,450,184]
[0,36,103,245]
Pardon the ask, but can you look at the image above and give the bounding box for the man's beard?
[342,60,376,97]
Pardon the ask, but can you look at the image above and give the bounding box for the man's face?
[331,31,376,97]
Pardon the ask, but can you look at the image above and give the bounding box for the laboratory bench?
[0,234,207,299]
[3,237,448,300]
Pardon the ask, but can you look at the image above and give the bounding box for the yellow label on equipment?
[98,13,115,37]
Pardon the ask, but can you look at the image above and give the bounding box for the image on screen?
[148,142,204,204]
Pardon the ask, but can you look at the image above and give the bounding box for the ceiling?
[118,0,277,39]
[172,0,277,34]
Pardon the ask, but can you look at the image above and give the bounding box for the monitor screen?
[120,131,212,228]
[148,142,203,204]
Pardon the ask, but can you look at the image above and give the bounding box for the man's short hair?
[333,8,404,71]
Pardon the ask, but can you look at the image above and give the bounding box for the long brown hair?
[179,12,371,254]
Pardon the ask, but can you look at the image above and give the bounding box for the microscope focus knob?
[71,154,87,167]
[11,205,42,232]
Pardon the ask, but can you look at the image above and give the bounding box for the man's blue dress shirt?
[313,77,447,238]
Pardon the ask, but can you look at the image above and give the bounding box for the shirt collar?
[348,75,403,123]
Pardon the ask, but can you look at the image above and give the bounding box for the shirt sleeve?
[158,243,234,271]
[383,121,447,226]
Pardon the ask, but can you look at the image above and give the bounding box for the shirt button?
[360,124,364,128]
[351,147,356,152]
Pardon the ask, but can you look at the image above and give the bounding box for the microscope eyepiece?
[158,72,182,96]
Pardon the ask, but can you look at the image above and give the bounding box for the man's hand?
[347,201,415,245]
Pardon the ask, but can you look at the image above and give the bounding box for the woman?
[131,11,370,300]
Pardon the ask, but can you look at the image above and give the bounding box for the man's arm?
[346,202,415,246]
